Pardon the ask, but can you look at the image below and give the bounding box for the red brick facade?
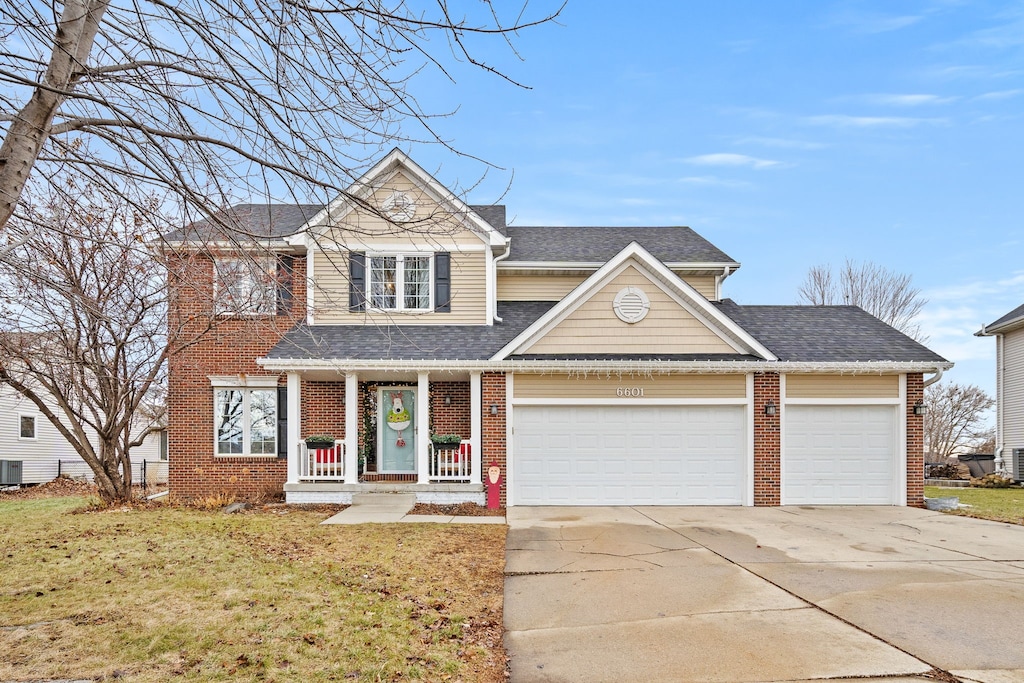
[481,372,507,506]
[429,381,472,437]
[906,372,925,508]
[753,373,781,506]
[301,381,346,440]
[166,253,305,500]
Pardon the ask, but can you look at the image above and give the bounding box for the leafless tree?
[0,0,562,244]
[923,381,995,460]
[798,259,927,341]
[0,178,187,503]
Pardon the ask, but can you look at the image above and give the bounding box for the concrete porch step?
[351,492,417,507]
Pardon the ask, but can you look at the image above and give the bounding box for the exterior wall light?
[490,404,499,416]
[913,401,926,416]
[444,395,451,406]
[764,400,777,417]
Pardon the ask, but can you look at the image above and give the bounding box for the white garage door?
[784,405,897,505]
[512,405,746,506]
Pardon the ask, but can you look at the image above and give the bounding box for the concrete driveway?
[504,506,1024,683]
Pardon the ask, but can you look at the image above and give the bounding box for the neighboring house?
[978,303,1024,480]
[163,149,950,507]
[0,384,167,486]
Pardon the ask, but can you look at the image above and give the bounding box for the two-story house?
[978,303,1024,480]
[163,149,951,507]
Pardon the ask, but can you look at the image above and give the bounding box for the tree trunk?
[0,0,109,231]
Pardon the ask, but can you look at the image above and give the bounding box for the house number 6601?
[616,387,645,397]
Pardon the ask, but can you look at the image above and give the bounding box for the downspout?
[922,367,943,388]
[714,266,732,301]
[995,334,1006,474]
[492,244,512,323]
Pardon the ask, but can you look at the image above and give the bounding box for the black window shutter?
[434,251,451,313]
[349,252,366,311]
[276,255,294,316]
[277,385,288,459]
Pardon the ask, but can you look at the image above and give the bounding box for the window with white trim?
[18,414,36,440]
[214,387,277,456]
[368,254,432,311]
[214,257,277,315]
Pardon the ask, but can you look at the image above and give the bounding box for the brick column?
[906,373,925,508]
[481,372,507,506]
[753,373,781,506]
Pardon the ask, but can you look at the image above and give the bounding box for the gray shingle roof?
[985,302,1024,333]
[163,203,508,242]
[266,301,555,361]
[503,226,736,264]
[714,300,948,363]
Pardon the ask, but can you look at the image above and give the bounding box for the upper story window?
[368,254,432,311]
[214,256,293,316]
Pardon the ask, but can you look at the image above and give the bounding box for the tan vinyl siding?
[513,373,747,399]
[312,250,487,325]
[785,374,900,399]
[320,172,484,248]
[1004,329,1024,476]
[521,265,736,355]
[678,274,716,300]
[497,274,586,301]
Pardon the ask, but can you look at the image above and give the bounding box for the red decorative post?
[486,461,503,510]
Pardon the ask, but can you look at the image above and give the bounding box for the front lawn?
[925,485,1024,526]
[0,495,508,682]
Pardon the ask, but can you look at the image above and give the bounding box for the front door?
[378,387,416,473]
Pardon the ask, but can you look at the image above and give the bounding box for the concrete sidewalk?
[320,493,505,525]
[504,506,1024,683]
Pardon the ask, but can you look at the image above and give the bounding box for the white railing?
[429,440,472,482]
[298,441,345,481]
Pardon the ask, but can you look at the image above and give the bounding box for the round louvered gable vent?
[613,287,650,324]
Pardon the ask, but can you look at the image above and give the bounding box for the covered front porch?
[279,369,489,504]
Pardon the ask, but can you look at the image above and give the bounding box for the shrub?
[970,473,1016,489]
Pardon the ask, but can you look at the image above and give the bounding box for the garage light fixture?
[444,395,451,406]
[764,400,777,417]
[913,401,926,416]
[490,404,499,416]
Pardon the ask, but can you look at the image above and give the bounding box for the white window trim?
[210,376,279,458]
[18,413,37,440]
[366,253,434,313]
[213,256,277,317]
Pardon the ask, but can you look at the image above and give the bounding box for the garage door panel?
[784,405,897,505]
[513,405,745,506]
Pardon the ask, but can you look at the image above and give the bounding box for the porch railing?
[298,441,345,481]
[429,440,472,482]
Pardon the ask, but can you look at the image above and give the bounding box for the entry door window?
[379,388,416,472]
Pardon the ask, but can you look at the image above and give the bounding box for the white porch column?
[286,372,301,485]
[417,371,430,484]
[344,373,358,484]
[470,372,482,484]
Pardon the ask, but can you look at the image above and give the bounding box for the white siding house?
[979,303,1024,480]
[0,385,167,487]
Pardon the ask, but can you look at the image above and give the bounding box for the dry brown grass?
[0,495,508,682]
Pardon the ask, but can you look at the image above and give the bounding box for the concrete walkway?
[320,493,505,524]
[504,506,1024,683]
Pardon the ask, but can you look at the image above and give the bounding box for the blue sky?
[399,1,1024,401]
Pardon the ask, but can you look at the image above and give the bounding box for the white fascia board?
[166,239,296,252]
[498,260,742,272]
[490,241,776,361]
[979,314,1024,336]
[256,357,954,375]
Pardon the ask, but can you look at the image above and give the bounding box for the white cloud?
[732,136,826,150]
[676,176,751,188]
[804,115,948,128]
[863,93,958,106]
[974,89,1024,101]
[825,11,924,34]
[682,153,782,170]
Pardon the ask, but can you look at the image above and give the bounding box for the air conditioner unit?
[0,460,23,486]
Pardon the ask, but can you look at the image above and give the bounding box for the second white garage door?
[783,405,898,505]
[512,405,746,506]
